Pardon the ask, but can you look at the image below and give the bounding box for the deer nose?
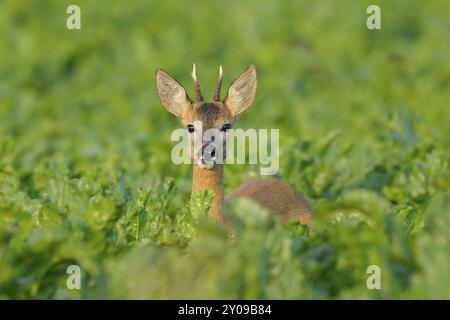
[201,143,216,159]
[197,143,217,169]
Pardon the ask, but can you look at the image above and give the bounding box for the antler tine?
[191,63,204,102]
[213,65,223,101]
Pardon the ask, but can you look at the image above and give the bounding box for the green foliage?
[0,0,449,299]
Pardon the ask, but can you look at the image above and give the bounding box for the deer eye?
[187,124,195,133]
[221,123,232,132]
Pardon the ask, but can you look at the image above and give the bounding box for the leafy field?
[0,0,449,299]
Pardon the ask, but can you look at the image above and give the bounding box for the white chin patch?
[197,158,214,169]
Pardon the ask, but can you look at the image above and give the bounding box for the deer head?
[155,64,257,169]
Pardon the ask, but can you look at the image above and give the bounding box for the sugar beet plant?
[1,122,448,299]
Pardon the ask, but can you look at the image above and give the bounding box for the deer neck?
[192,164,224,223]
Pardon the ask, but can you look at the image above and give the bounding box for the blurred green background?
[0,0,449,299]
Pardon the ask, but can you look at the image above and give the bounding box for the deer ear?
[224,65,257,116]
[156,69,192,118]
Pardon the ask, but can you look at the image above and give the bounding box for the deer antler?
[213,65,223,101]
[191,63,204,102]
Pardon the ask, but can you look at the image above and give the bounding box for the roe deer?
[155,64,312,233]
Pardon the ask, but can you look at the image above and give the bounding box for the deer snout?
[197,142,219,169]
[201,142,218,159]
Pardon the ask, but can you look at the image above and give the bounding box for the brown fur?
[195,102,233,129]
[225,179,312,225]
[192,163,224,223]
